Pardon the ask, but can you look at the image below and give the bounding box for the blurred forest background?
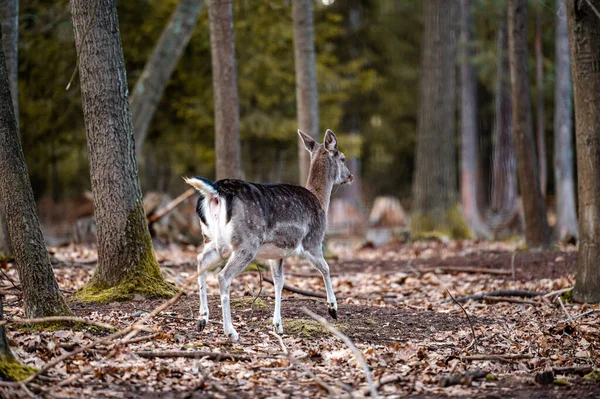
[21,0,561,208]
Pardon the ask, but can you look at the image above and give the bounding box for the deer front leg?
[217,247,257,341]
[196,242,219,332]
[269,259,284,333]
[307,251,338,319]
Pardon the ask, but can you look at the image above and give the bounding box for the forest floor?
[1,239,600,398]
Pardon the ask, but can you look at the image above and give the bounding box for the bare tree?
[131,0,204,157]
[489,20,520,235]
[459,0,492,239]
[208,0,241,180]
[534,8,547,197]
[0,35,71,317]
[507,0,550,248]
[293,0,319,185]
[554,0,578,242]
[70,0,175,300]
[567,0,600,302]
[411,0,470,239]
[0,0,17,259]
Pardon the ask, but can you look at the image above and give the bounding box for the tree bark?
[489,20,519,233]
[130,0,204,158]
[553,0,578,242]
[0,34,70,317]
[293,0,319,185]
[410,0,470,239]
[459,0,492,239]
[208,0,241,180]
[507,0,550,248]
[535,9,547,197]
[70,0,175,300]
[0,0,17,258]
[567,0,600,302]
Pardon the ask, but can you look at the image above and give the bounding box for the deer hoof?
[328,304,338,320]
[197,319,207,332]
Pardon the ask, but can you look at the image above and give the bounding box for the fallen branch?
[0,316,116,331]
[461,354,532,362]
[573,309,600,321]
[558,297,575,324]
[420,266,511,276]
[552,366,594,376]
[263,276,326,299]
[483,296,537,305]
[136,350,252,362]
[302,307,378,398]
[439,370,489,387]
[446,289,478,351]
[542,287,572,299]
[147,188,195,224]
[446,290,546,303]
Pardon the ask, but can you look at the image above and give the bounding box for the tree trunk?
[410,0,470,239]
[0,295,34,380]
[0,37,71,317]
[130,0,204,157]
[459,0,492,239]
[507,0,550,248]
[567,0,600,302]
[208,0,241,180]
[0,0,17,259]
[553,0,578,242]
[489,20,520,234]
[70,0,175,301]
[534,9,547,197]
[293,0,319,185]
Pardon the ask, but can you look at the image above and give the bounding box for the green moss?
[560,290,573,304]
[584,369,600,381]
[231,297,267,309]
[553,378,572,386]
[282,319,349,338]
[486,374,496,381]
[0,253,14,262]
[244,262,267,272]
[0,354,36,381]
[410,204,473,241]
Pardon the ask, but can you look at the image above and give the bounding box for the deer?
[184,129,353,341]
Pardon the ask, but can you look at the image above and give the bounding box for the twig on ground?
[483,296,537,305]
[446,289,546,303]
[572,309,599,321]
[147,188,195,224]
[263,276,326,299]
[302,307,378,398]
[446,289,478,351]
[120,333,160,345]
[558,297,575,324]
[0,268,20,291]
[136,350,252,362]
[420,266,511,276]
[542,287,572,299]
[552,366,594,375]
[0,316,116,331]
[251,267,264,317]
[439,370,489,387]
[461,354,532,362]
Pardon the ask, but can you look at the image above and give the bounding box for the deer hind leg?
[269,259,284,333]
[307,251,338,319]
[218,246,257,341]
[196,241,219,332]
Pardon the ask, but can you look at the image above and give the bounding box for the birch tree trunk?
[208,0,241,180]
[534,9,547,197]
[410,0,471,239]
[459,0,491,239]
[489,20,519,234]
[567,0,600,302]
[131,0,204,157]
[70,0,175,301]
[293,0,319,185]
[0,33,71,317]
[507,0,550,248]
[553,0,578,242]
[0,0,17,258]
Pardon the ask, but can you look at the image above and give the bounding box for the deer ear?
[323,129,338,151]
[298,129,316,153]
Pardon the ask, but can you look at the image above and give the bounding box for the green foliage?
[0,354,36,381]
[410,204,473,240]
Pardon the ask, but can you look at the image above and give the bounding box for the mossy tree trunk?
[0,0,17,259]
[507,0,551,248]
[567,0,600,303]
[0,296,35,381]
[293,0,319,185]
[131,0,204,158]
[208,0,241,180]
[459,0,492,239]
[410,0,471,239]
[553,0,578,242]
[0,33,70,317]
[70,0,175,301]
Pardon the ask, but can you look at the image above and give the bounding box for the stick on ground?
[446,289,546,303]
[263,276,326,299]
[136,350,252,362]
[446,289,478,350]
[0,316,116,331]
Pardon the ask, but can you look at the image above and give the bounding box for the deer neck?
[305,161,333,212]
